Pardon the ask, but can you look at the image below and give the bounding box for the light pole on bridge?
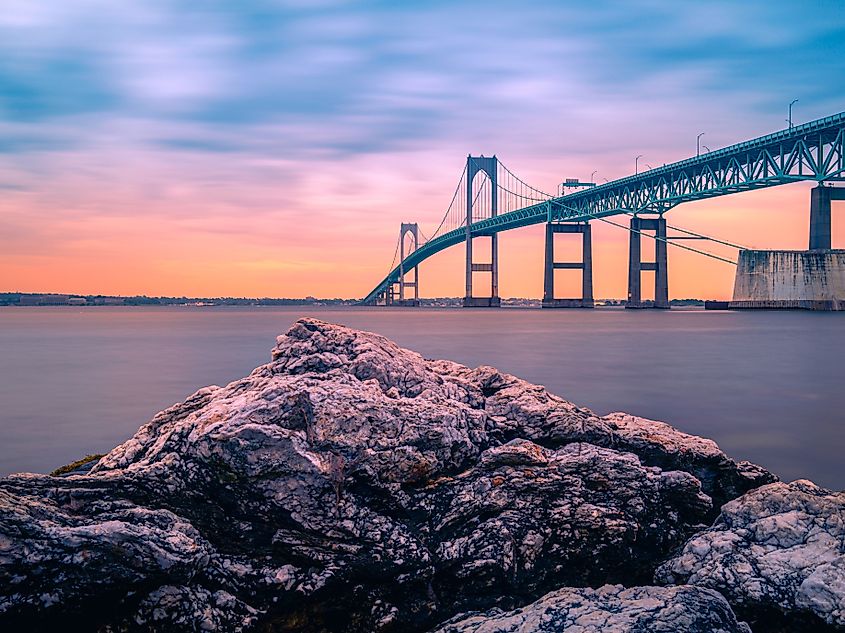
[788,99,799,129]
[635,155,643,175]
[697,132,705,157]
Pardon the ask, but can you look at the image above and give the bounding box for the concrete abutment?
[730,185,845,310]
[730,249,845,310]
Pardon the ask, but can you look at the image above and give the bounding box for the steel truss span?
[362,111,845,305]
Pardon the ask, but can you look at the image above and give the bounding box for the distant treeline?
[0,293,358,307]
[0,293,707,307]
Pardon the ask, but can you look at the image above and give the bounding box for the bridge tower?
[464,155,500,307]
[627,215,669,309]
[542,222,594,308]
[396,222,420,306]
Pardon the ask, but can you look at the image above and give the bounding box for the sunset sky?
[1,0,844,300]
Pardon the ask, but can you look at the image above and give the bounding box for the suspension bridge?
[362,111,845,308]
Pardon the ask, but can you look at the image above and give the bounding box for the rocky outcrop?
[0,318,778,631]
[598,413,774,509]
[432,584,751,633]
[456,372,774,510]
[657,479,845,631]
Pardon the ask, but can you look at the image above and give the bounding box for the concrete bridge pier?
[542,222,593,308]
[627,215,669,309]
[810,185,845,250]
[382,283,396,306]
[463,235,500,307]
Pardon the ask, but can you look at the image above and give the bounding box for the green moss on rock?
[50,454,105,477]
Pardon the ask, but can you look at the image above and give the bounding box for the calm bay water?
[0,306,843,488]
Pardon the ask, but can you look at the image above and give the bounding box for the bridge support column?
[384,283,396,306]
[464,155,500,307]
[810,186,832,250]
[627,216,669,309]
[810,185,845,250]
[542,222,593,308]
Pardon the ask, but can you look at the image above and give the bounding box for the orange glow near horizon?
[1,1,843,303]
[1,172,841,301]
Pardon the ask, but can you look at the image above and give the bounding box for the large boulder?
[0,318,775,631]
[432,584,751,633]
[657,479,845,631]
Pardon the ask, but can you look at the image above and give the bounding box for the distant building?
[18,294,72,305]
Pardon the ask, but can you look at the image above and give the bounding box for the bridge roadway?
[362,111,845,305]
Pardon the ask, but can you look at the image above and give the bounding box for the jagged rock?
[657,479,845,631]
[418,439,712,612]
[105,585,259,632]
[598,413,776,508]
[0,318,776,632]
[432,584,751,633]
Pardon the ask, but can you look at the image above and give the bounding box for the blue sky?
[0,0,844,297]
[2,1,843,157]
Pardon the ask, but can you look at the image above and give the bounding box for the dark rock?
[420,439,711,609]
[0,318,777,632]
[106,585,259,632]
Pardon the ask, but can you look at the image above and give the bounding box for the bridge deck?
[363,111,845,304]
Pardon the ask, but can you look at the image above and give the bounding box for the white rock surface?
[657,479,845,628]
[432,584,751,633]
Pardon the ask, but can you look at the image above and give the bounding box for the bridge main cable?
[595,215,738,265]
[622,211,750,251]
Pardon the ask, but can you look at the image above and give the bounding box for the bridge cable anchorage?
[622,211,750,250]
[595,215,738,265]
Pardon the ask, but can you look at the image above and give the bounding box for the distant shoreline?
[0,292,707,308]
[0,292,357,307]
